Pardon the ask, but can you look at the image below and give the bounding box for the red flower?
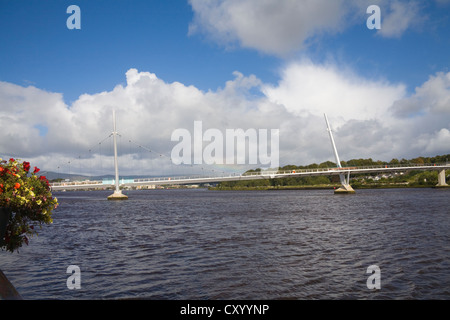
[39,175,50,188]
[9,158,15,163]
[23,161,31,172]
[33,166,40,174]
[14,182,21,189]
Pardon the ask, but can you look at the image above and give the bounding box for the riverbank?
[208,183,445,191]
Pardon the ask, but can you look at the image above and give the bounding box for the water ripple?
[1,188,449,299]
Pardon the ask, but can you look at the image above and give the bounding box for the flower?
[23,161,30,173]
[0,158,58,253]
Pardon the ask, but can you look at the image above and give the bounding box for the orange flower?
[14,182,20,189]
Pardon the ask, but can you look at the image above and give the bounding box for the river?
[1,188,449,300]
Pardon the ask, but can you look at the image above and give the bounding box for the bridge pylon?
[435,169,449,188]
[324,114,355,194]
[107,110,128,200]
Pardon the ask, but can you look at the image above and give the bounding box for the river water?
[1,188,449,300]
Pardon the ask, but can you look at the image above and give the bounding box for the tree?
[389,158,400,165]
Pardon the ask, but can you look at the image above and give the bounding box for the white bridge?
[49,112,450,195]
[50,162,450,191]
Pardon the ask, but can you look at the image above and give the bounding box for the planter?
[0,207,11,241]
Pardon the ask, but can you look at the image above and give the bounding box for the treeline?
[245,154,450,173]
[215,154,450,190]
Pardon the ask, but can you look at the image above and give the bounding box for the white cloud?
[377,0,424,38]
[0,69,293,175]
[391,72,450,117]
[387,71,450,157]
[414,128,450,155]
[262,59,406,123]
[188,0,428,55]
[0,82,74,156]
[1,65,449,177]
[188,0,350,56]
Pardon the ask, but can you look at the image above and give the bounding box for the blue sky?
[1,0,449,175]
[1,0,279,103]
[1,0,448,103]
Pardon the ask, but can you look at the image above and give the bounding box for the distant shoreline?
[208,183,446,191]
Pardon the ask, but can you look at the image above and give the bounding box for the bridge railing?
[243,162,449,176]
[133,173,244,183]
[50,180,103,187]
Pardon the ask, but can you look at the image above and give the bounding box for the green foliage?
[1,158,58,253]
[217,154,449,190]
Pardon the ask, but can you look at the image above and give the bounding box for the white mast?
[324,113,342,169]
[112,109,120,193]
[107,109,128,200]
[324,113,354,193]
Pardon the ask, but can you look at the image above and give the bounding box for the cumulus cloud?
[262,59,406,123]
[0,69,292,176]
[0,82,73,156]
[387,72,450,157]
[188,0,350,56]
[376,0,424,38]
[188,0,428,55]
[1,65,449,177]
[391,72,450,117]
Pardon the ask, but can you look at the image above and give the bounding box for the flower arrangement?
[0,158,58,253]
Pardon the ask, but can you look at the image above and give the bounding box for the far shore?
[208,183,446,191]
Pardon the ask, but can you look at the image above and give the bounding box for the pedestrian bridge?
[49,112,449,196]
[50,162,450,191]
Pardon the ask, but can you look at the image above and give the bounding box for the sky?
[0,0,449,177]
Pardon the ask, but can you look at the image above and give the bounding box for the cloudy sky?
[1,0,449,177]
